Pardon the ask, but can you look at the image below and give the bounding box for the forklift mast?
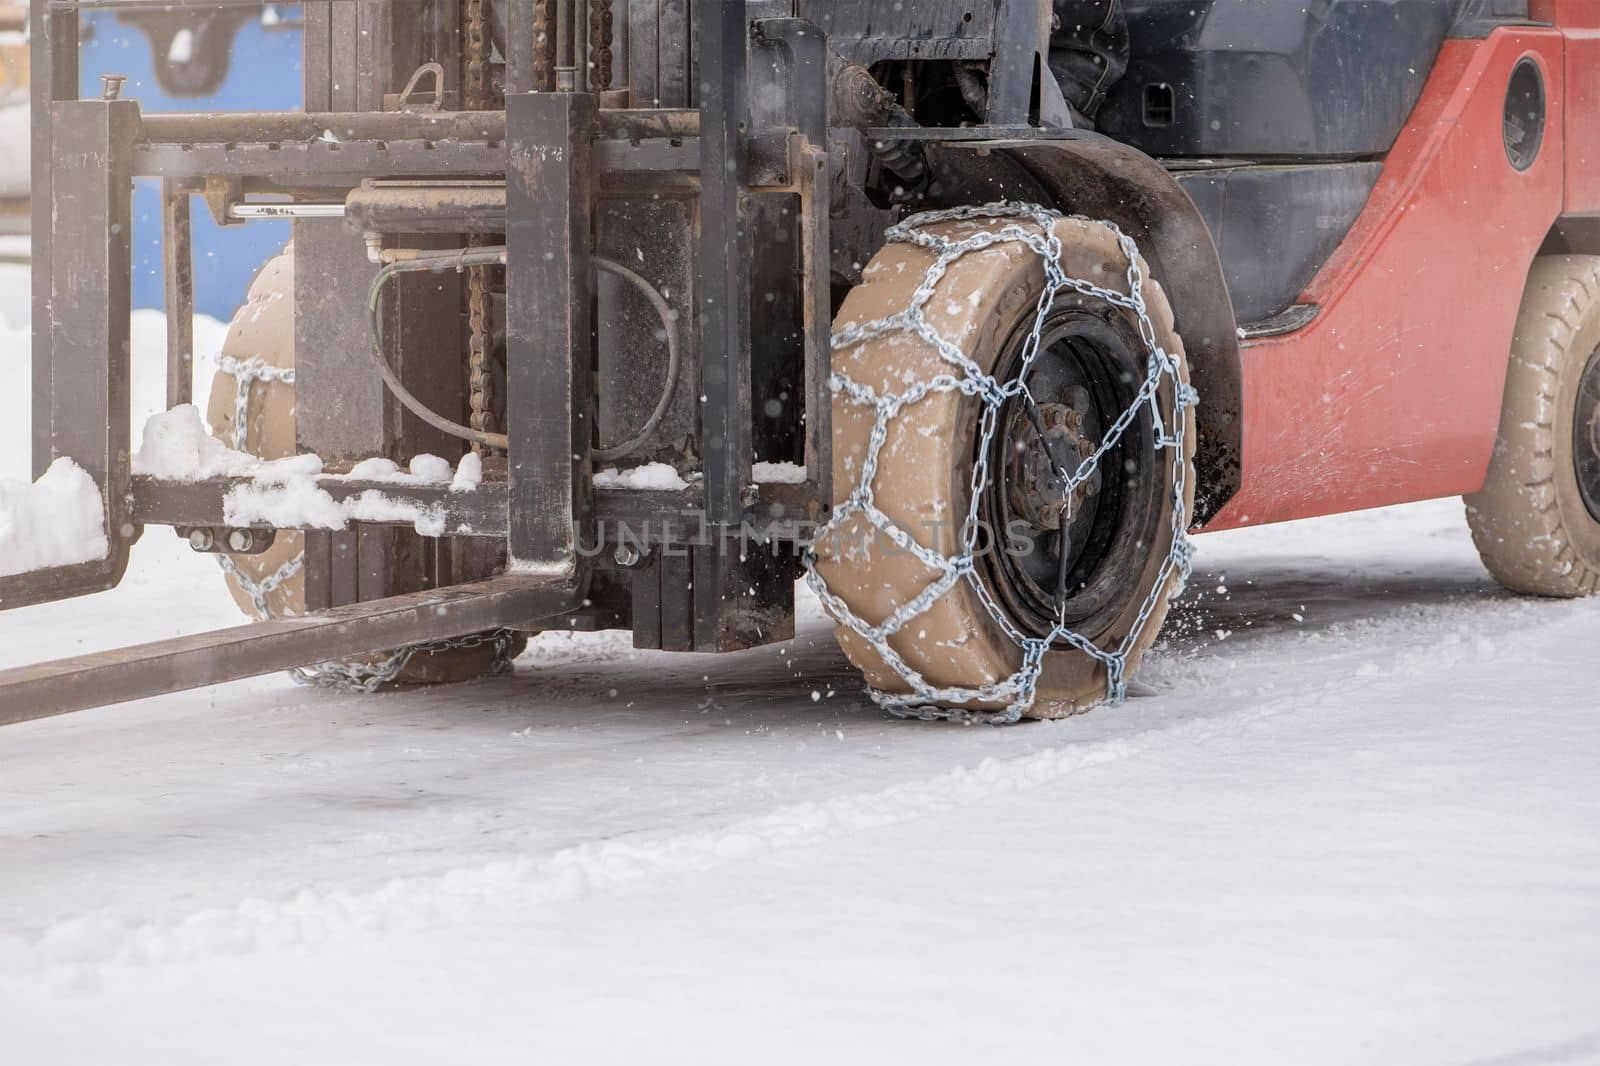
[2,0,1079,717]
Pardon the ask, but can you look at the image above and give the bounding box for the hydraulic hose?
[366,248,682,461]
[366,246,512,451]
[591,256,682,462]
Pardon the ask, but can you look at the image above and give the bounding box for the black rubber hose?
[366,248,682,460]
[591,257,682,462]
[367,247,512,451]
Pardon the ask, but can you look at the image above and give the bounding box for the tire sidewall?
[820,215,1194,715]
[1469,255,1600,595]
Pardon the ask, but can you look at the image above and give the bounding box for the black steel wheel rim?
[1577,344,1600,523]
[978,303,1163,639]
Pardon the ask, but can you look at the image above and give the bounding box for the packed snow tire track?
[1,271,1598,1065]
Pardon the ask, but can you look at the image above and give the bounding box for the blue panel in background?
[78,10,303,321]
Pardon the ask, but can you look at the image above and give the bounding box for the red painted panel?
[1560,24,1600,214]
[1206,32,1566,531]
[1529,1,1599,213]
[1530,1,1600,31]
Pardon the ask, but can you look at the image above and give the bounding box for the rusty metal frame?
[0,0,1237,718]
[0,575,564,724]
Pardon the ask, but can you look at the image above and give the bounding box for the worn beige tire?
[208,245,304,619]
[816,216,1195,719]
[207,246,520,682]
[1466,255,1600,596]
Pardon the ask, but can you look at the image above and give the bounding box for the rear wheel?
[1467,255,1600,597]
[207,246,303,620]
[812,209,1195,721]
[207,245,522,685]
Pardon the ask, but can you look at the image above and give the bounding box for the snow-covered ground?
[2,261,1599,1063]
[0,91,28,199]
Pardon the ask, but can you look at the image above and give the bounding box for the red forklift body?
[1212,5,1600,529]
[4,1,1600,721]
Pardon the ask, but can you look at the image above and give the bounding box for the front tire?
[1467,255,1600,597]
[814,211,1195,720]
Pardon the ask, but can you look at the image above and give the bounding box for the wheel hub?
[1577,345,1600,522]
[1004,400,1099,533]
[979,307,1162,639]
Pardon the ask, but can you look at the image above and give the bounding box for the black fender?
[925,132,1242,525]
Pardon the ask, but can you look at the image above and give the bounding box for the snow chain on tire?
[803,203,1198,724]
[209,247,521,693]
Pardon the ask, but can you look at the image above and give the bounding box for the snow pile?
[222,449,478,536]
[129,408,480,537]
[346,491,447,538]
[346,457,407,481]
[1,301,232,485]
[593,462,690,491]
[346,454,455,485]
[753,461,807,484]
[224,479,448,538]
[222,478,348,532]
[0,458,110,577]
[408,454,454,483]
[450,452,483,492]
[131,406,322,481]
[593,461,804,490]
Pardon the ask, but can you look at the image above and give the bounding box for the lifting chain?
[465,250,495,451]
[464,0,497,452]
[589,0,614,92]
[533,0,556,92]
[463,0,491,108]
[804,203,1198,725]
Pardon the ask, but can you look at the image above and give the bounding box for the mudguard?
[926,132,1242,525]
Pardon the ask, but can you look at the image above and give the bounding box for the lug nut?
[187,528,215,552]
[226,529,256,553]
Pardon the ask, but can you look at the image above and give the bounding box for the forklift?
[2,1,1597,726]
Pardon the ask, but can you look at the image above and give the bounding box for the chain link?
[803,203,1198,725]
[216,551,303,620]
[463,0,498,453]
[290,629,521,694]
[463,0,492,108]
[533,0,556,92]
[465,251,495,450]
[215,354,295,451]
[218,552,519,692]
[589,0,614,92]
